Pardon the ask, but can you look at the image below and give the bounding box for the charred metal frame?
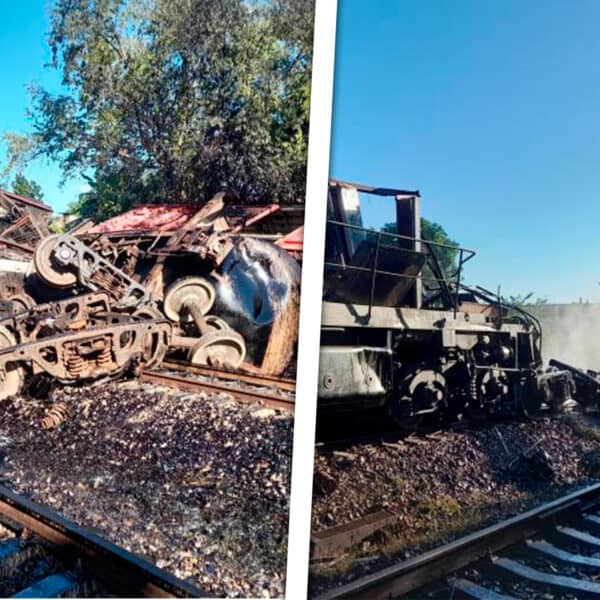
[324,220,476,316]
[318,179,591,421]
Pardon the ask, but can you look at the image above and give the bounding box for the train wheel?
[188,330,246,369]
[132,312,169,369]
[204,315,230,330]
[34,235,77,289]
[518,376,544,419]
[140,329,169,370]
[476,368,511,416]
[388,411,425,432]
[389,367,446,428]
[8,293,35,314]
[0,326,23,400]
[163,277,215,323]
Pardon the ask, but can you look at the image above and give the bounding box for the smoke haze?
[529,304,600,371]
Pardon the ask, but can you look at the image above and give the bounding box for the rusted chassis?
[0,321,170,382]
[32,232,300,376]
[0,232,299,399]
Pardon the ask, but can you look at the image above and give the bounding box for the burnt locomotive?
[318,180,592,425]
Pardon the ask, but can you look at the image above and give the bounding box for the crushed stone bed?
[310,416,600,595]
[0,380,292,598]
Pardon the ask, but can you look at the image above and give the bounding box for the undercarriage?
[0,193,301,399]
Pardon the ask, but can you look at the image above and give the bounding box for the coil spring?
[470,375,478,402]
[67,353,84,377]
[96,345,111,368]
[41,402,69,430]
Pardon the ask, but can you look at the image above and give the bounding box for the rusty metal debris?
[313,468,338,496]
[0,189,51,262]
[40,402,69,430]
[311,509,399,561]
[0,191,302,399]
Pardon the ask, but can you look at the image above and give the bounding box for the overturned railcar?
[318,180,577,425]
[0,192,302,400]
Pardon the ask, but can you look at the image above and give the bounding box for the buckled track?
[0,484,203,598]
[316,482,600,600]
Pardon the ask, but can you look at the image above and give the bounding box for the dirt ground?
[310,415,600,596]
[0,379,293,598]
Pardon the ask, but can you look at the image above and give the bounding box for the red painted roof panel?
[276,225,303,251]
[88,205,198,234]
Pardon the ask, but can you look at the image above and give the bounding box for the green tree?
[3,0,314,221]
[382,217,459,278]
[12,173,44,202]
[420,218,459,278]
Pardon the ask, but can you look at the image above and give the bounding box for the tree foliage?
[12,173,44,202]
[420,217,459,278]
[380,217,459,283]
[3,0,314,220]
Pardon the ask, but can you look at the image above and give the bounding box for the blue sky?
[0,2,86,214]
[330,0,600,303]
[2,1,599,302]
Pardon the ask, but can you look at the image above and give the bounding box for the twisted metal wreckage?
[0,189,303,399]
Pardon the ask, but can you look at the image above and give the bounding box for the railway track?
[0,484,204,597]
[139,361,295,413]
[316,482,600,600]
[161,359,297,392]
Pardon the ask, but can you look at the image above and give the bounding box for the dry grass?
[310,492,530,580]
[309,487,572,586]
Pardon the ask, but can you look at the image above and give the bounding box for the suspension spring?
[66,353,84,377]
[41,402,69,430]
[96,345,111,368]
[470,375,478,402]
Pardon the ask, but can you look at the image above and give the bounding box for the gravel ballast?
[310,416,600,595]
[0,380,293,598]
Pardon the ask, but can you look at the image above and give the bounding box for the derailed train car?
[0,192,302,399]
[0,189,52,313]
[318,180,597,425]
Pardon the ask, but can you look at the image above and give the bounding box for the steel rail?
[139,369,295,413]
[316,482,600,600]
[161,358,297,393]
[0,484,205,597]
